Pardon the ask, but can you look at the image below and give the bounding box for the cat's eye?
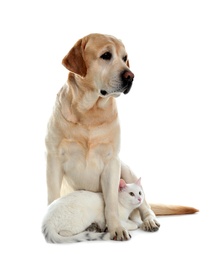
[122,55,127,62]
[139,191,142,195]
[100,52,112,60]
[129,192,135,196]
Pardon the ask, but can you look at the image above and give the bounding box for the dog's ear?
[62,38,87,77]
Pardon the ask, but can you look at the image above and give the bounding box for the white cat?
[42,178,144,243]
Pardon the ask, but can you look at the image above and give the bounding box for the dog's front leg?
[101,158,131,241]
[46,153,63,205]
[138,200,160,232]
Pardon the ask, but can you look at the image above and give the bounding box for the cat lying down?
[42,178,144,243]
[42,179,198,243]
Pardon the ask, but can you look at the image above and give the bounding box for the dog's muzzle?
[100,70,134,97]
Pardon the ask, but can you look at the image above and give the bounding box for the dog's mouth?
[122,85,132,94]
[100,85,132,97]
[100,90,121,98]
[100,90,109,96]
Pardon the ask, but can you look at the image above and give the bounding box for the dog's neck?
[69,74,113,110]
[58,74,118,126]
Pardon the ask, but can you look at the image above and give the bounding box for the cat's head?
[118,178,144,209]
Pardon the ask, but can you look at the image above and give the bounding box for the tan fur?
[46,33,197,241]
[150,204,199,215]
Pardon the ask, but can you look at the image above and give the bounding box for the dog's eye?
[122,55,127,62]
[100,52,112,60]
[129,192,135,196]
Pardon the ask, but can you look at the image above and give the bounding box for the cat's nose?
[138,197,141,202]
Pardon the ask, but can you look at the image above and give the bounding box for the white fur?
[42,180,144,243]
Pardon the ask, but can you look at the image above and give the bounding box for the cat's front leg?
[129,208,143,226]
[122,220,138,231]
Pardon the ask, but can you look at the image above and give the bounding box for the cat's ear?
[136,178,142,187]
[119,179,127,191]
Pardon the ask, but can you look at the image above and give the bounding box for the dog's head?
[62,33,134,97]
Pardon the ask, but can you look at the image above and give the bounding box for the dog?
[45,33,197,241]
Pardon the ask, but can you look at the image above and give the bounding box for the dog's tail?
[150,203,199,216]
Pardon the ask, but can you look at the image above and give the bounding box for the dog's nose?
[121,70,134,85]
[121,70,134,94]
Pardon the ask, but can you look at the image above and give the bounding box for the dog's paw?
[140,216,160,232]
[109,226,131,241]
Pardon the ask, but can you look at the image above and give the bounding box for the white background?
[0,0,221,259]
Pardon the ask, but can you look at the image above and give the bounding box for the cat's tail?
[42,224,110,243]
[150,203,199,216]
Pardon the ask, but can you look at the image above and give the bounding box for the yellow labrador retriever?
[46,33,197,241]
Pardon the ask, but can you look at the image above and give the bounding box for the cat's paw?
[140,216,160,232]
[110,226,131,241]
[85,222,102,232]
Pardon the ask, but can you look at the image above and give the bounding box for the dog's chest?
[59,123,120,191]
